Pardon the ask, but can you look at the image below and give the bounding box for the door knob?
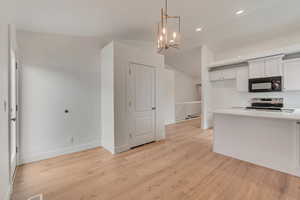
[152,107,156,110]
[11,118,16,122]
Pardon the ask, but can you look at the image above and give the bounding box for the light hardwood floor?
[12,119,300,200]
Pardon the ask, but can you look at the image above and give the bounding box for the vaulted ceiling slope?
[16,0,300,53]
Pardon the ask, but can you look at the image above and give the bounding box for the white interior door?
[9,49,18,180]
[128,63,156,148]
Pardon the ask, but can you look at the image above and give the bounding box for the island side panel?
[213,113,300,177]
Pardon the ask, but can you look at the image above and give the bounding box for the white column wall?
[201,46,215,129]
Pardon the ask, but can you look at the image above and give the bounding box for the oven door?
[249,77,282,92]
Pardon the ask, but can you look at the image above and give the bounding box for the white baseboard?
[19,140,101,165]
[101,144,115,154]
[114,145,130,154]
[5,184,12,200]
[101,144,130,154]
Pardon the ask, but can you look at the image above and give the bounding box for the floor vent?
[27,194,43,200]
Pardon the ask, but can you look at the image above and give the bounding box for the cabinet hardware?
[11,118,17,122]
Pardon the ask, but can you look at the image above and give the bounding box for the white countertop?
[214,108,300,121]
[175,101,202,105]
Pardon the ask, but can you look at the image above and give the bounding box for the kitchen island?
[213,108,300,177]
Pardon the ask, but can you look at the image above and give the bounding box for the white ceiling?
[16,0,300,76]
[165,47,202,78]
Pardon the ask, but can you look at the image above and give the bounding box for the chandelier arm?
[165,0,168,16]
[179,16,181,33]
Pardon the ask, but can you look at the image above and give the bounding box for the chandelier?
[157,0,181,54]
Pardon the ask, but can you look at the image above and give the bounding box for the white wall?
[100,42,115,152]
[0,1,15,199]
[0,24,11,200]
[174,69,200,103]
[100,41,166,153]
[166,65,201,121]
[162,69,175,125]
[166,65,200,103]
[201,46,215,129]
[17,31,101,164]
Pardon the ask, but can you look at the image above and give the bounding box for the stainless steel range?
[246,98,284,111]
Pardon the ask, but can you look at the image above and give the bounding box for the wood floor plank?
[12,119,300,200]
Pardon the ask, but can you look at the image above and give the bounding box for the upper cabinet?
[209,68,236,82]
[265,57,283,77]
[236,67,249,92]
[283,58,300,91]
[248,55,283,79]
[248,59,265,78]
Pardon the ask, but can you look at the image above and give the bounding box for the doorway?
[128,63,156,148]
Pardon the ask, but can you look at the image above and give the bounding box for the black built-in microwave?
[249,76,282,93]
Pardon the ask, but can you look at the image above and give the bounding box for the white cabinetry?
[283,58,300,91]
[265,57,283,77]
[209,70,222,81]
[209,68,236,81]
[223,68,236,80]
[248,55,283,79]
[249,59,265,78]
[236,67,249,92]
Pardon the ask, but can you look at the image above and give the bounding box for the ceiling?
[16,0,300,76]
[165,47,202,78]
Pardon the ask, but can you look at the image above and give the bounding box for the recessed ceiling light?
[236,10,245,15]
[196,27,203,32]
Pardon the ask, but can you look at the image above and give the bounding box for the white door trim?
[8,25,19,185]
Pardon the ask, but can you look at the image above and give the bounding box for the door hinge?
[129,68,132,75]
[16,147,18,153]
[15,62,18,70]
[16,105,18,111]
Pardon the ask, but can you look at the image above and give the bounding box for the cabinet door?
[283,59,300,91]
[223,68,236,80]
[265,57,283,77]
[209,70,222,81]
[236,67,249,92]
[249,60,265,78]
